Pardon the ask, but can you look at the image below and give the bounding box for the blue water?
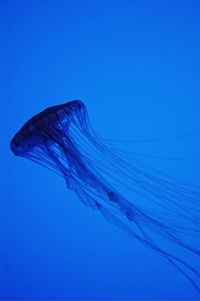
[1,0,199,299]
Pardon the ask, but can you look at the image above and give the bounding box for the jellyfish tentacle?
[90,199,200,292]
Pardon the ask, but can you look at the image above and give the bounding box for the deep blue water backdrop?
[1,0,199,299]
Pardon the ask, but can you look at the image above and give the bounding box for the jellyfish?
[10,100,200,292]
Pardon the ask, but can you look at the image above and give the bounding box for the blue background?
[1,0,200,299]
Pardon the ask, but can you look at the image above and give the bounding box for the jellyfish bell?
[10,100,85,156]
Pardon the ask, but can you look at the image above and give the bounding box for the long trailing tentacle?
[62,105,200,292]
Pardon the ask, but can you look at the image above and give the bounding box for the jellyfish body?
[10,100,200,292]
